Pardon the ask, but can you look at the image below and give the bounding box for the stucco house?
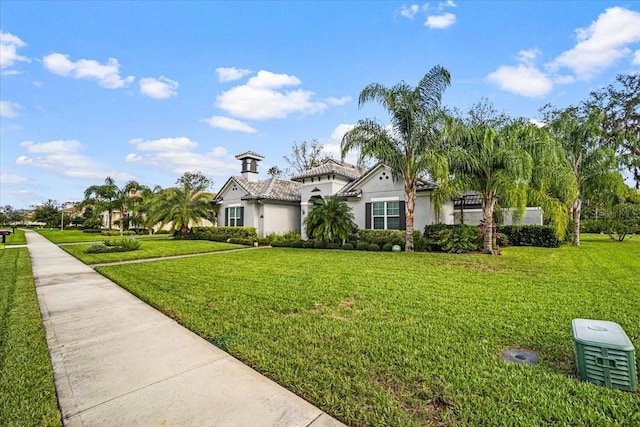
[213,152,455,238]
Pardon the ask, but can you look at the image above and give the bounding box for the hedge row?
[188,226,258,242]
[497,225,562,248]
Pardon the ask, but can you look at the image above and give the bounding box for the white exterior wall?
[345,166,451,231]
[453,207,543,226]
[263,203,301,237]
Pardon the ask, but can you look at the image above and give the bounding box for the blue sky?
[1,1,639,209]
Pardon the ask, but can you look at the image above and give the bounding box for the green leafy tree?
[446,118,533,254]
[584,73,639,189]
[341,65,452,252]
[3,205,24,232]
[548,108,625,246]
[304,197,354,245]
[284,139,332,175]
[31,199,61,227]
[147,172,216,236]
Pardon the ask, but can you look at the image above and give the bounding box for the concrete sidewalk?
[27,230,344,427]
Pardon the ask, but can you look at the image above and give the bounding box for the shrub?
[289,240,304,248]
[358,229,405,247]
[190,226,258,242]
[155,230,173,234]
[302,241,315,249]
[326,242,340,249]
[82,229,102,234]
[343,243,354,250]
[356,242,369,251]
[367,243,381,251]
[498,225,562,248]
[270,240,288,247]
[313,240,326,249]
[228,238,253,245]
[424,224,482,254]
[382,242,394,252]
[496,232,509,247]
[256,238,270,246]
[87,244,108,253]
[581,219,607,234]
[412,230,426,252]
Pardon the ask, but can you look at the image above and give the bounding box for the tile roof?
[290,159,363,181]
[231,176,302,202]
[453,191,483,207]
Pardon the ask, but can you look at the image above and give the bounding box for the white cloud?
[517,48,541,66]
[321,124,360,165]
[246,70,301,89]
[42,53,134,89]
[215,69,349,120]
[203,116,257,133]
[129,137,198,152]
[425,13,456,29]
[215,67,252,82]
[486,64,553,97]
[633,50,640,65]
[16,139,132,180]
[0,172,28,184]
[0,100,23,118]
[139,76,178,99]
[400,4,420,19]
[0,31,29,71]
[547,7,640,79]
[324,96,352,106]
[438,0,457,11]
[125,138,237,178]
[529,119,547,128]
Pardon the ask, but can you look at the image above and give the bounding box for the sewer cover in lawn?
[501,348,539,365]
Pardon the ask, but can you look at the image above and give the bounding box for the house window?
[227,206,243,227]
[372,201,400,230]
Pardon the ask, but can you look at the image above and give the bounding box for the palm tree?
[82,178,141,235]
[341,65,451,252]
[447,119,533,254]
[304,197,354,245]
[147,172,216,236]
[548,108,625,246]
[522,125,577,241]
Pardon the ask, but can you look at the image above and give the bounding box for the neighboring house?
[213,152,455,238]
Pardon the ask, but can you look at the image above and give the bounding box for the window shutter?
[365,203,371,229]
[238,207,244,227]
[399,201,406,230]
[225,208,229,226]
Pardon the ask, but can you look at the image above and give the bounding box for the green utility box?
[572,319,637,392]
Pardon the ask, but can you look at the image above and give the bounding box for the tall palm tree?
[341,65,451,252]
[304,197,355,245]
[447,119,533,254]
[147,172,216,236]
[548,108,625,246]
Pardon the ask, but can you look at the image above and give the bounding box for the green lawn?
[97,235,640,426]
[62,239,247,264]
[0,229,26,245]
[36,228,172,244]
[0,249,61,426]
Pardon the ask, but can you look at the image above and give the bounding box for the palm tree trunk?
[572,198,581,246]
[483,195,496,255]
[405,182,416,252]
